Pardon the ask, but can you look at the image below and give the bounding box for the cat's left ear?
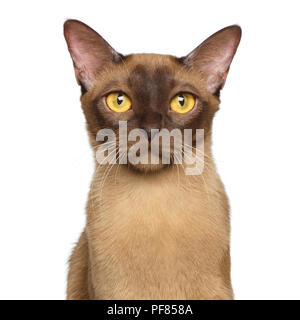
[181,25,241,95]
[63,19,122,91]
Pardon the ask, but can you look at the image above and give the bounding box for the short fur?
[64,20,241,299]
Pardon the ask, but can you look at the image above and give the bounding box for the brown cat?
[64,19,241,300]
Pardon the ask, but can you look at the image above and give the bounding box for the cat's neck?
[88,143,216,211]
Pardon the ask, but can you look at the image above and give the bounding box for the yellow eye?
[170,93,195,114]
[106,92,132,112]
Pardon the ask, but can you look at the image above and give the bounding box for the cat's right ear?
[63,19,122,91]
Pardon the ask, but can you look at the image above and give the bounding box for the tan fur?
[66,50,236,299]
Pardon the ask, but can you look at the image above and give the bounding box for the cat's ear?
[181,25,241,95]
[63,19,122,90]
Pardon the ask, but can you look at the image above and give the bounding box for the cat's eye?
[106,92,132,112]
[170,93,195,114]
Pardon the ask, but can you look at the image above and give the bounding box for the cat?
[63,19,241,300]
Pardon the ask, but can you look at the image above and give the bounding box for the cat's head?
[64,20,241,173]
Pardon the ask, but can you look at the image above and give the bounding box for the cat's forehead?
[119,53,181,86]
[126,61,176,103]
[125,53,179,69]
[124,54,190,86]
[89,53,207,99]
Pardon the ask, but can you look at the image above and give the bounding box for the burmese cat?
[64,19,241,300]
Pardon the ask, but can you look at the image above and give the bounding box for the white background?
[0,0,299,300]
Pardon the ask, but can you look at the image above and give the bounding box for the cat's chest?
[88,172,224,254]
[95,174,205,230]
[86,169,229,299]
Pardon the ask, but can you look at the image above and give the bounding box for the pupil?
[117,94,124,105]
[178,95,185,106]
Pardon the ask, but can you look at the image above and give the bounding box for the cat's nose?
[140,127,161,145]
[140,127,153,141]
[139,113,163,140]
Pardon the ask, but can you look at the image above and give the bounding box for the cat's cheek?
[98,104,134,123]
[167,113,197,127]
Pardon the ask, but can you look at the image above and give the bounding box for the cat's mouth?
[120,135,178,172]
[125,147,175,173]
[126,156,173,173]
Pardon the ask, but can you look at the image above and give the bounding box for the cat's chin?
[127,162,170,173]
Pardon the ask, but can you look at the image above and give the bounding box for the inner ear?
[63,19,122,91]
[181,25,241,95]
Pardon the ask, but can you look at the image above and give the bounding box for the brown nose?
[140,127,153,142]
[139,112,163,138]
